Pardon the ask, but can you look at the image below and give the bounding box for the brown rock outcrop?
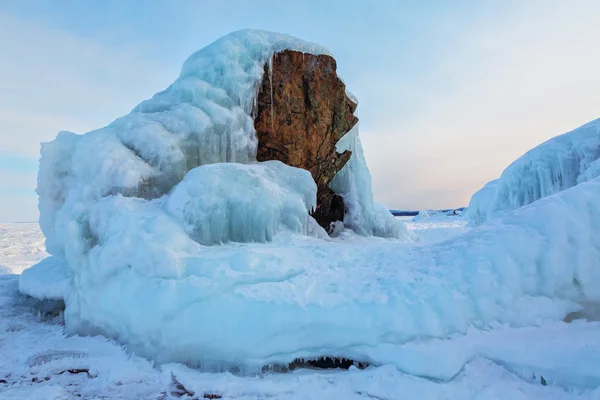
[254,50,358,230]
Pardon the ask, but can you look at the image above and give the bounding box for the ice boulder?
[166,161,317,245]
[467,117,600,223]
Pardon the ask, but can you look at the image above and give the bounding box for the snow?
[403,217,469,243]
[467,117,600,223]
[0,223,48,275]
[2,223,600,398]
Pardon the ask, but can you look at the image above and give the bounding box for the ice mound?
[166,161,316,244]
[467,117,600,223]
[58,176,600,370]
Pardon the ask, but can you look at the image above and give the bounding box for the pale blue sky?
[1,1,599,221]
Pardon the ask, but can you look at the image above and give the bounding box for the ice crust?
[467,118,600,223]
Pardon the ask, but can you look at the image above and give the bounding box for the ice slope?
[37,30,399,260]
[57,175,600,371]
[468,117,600,223]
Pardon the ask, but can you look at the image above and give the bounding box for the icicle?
[268,53,274,133]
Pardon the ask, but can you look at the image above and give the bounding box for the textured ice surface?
[53,176,600,370]
[166,161,316,244]
[27,30,600,384]
[468,117,600,223]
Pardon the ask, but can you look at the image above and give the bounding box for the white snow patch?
[0,223,48,275]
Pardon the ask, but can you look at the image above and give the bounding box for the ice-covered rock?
[27,29,406,365]
[36,29,401,261]
[467,117,600,223]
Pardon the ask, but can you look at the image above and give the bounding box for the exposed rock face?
[254,50,358,230]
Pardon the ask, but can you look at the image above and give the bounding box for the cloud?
[0,12,177,221]
[0,12,177,157]
[362,0,600,209]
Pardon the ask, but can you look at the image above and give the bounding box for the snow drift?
[467,117,600,223]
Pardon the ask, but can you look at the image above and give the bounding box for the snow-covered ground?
[2,222,599,399]
[403,216,469,243]
[0,223,48,275]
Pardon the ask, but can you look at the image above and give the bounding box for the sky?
[1,0,599,222]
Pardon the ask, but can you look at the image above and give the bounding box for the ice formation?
[467,117,600,223]
[330,126,404,237]
[166,161,317,244]
[26,29,600,374]
[57,175,600,371]
[19,257,68,301]
[37,29,400,260]
[464,179,499,224]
